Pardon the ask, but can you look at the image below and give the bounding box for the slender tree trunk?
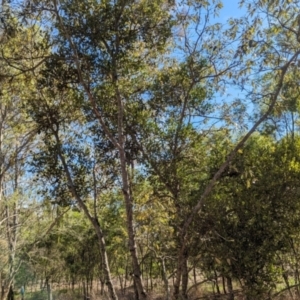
[85,278,89,300]
[161,257,170,300]
[90,274,94,292]
[0,108,7,300]
[213,269,221,295]
[3,197,18,300]
[282,270,293,300]
[0,284,3,300]
[226,276,234,300]
[133,278,139,300]
[149,257,153,291]
[0,276,1,298]
[173,235,185,300]
[222,275,227,295]
[7,286,14,300]
[5,200,18,300]
[181,253,189,300]
[52,131,118,300]
[46,279,52,300]
[173,261,181,300]
[93,218,117,300]
[83,281,86,300]
[120,153,146,300]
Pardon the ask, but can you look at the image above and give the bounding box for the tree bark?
[173,243,183,300]
[181,252,189,300]
[161,257,170,300]
[46,280,52,300]
[120,149,146,300]
[7,286,14,300]
[226,277,234,300]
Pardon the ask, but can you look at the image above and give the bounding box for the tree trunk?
[46,280,52,300]
[133,278,139,300]
[53,131,118,300]
[119,148,146,300]
[213,269,221,295]
[149,258,153,291]
[181,253,189,300]
[1,142,19,300]
[7,286,14,300]
[226,276,234,300]
[1,287,8,300]
[93,218,118,300]
[222,275,227,295]
[161,257,170,300]
[173,235,185,300]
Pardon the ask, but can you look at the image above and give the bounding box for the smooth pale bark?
[160,257,170,300]
[119,147,147,300]
[46,280,52,300]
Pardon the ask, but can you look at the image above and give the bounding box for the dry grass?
[51,286,297,300]
[21,278,300,300]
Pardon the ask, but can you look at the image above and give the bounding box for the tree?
[169,1,300,297]
[27,90,119,300]
[38,0,176,298]
[0,19,40,299]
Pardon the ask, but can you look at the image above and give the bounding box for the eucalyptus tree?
[40,1,236,298]
[134,77,211,299]
[34,1,176,298]
[27,88,119,300]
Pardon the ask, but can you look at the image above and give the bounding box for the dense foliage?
[2,1,300,300]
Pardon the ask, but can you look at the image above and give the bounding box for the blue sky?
[212,1,253,131]
[220,0,247,20]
